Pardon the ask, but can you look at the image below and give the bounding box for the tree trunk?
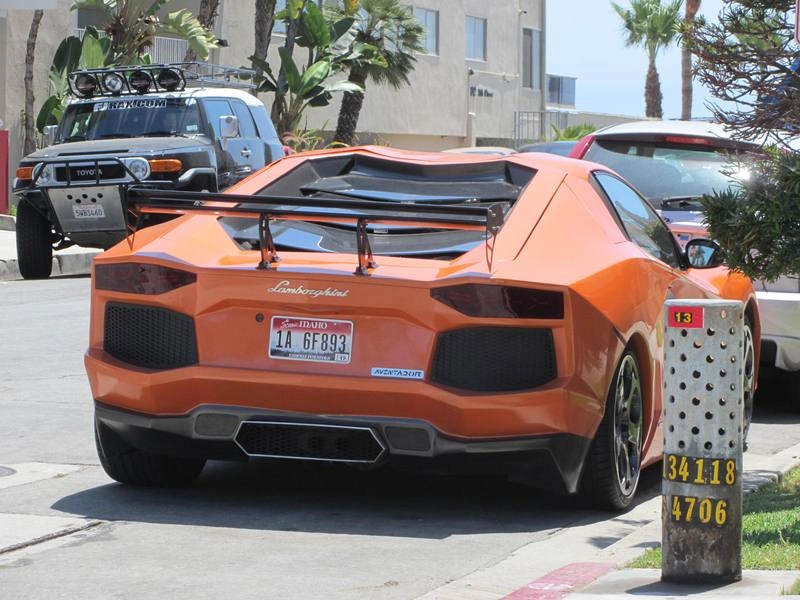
[333,70,366,146]
[184,0,220,62]
[254,0,277,77]
[645,58,663,119]
[23,10,44,155]
[271,1,304,128]
[681,0,701,120]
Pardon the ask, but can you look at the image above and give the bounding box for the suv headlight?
[34,163,55,185]
[123,157,151,181]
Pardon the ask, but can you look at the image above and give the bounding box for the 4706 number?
[669,494,728,526]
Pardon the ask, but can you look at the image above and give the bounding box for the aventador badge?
[370,367,425,380]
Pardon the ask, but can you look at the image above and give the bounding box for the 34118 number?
[663,453,736,486]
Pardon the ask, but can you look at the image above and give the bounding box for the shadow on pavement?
[51,461,663,540]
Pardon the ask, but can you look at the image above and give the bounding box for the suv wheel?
[16,200,53,279]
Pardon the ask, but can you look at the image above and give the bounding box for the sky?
[546,0,726,119]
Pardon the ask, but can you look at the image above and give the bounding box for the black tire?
[742,316,756,445]
[15,200,53,279]
[95,417,205,487]
[580,348,644,511]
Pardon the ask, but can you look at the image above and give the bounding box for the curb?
[0,251,97,281]
[0,214,15,232]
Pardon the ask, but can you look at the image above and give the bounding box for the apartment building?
[0,0,559,206]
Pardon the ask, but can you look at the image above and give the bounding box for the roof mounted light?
[74,73,98,98]
[128,69,152,94]
[102,72,126,95]
[157,68,183,91]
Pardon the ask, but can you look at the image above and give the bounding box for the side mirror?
[43,125,58,147]
[685,238,723,269]
[218,115,239,151]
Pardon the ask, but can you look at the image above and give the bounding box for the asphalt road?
[0,275,798,600]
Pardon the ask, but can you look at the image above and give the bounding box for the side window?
[202,99,237,138]
[231,101,257,138]
[594,171,681,268]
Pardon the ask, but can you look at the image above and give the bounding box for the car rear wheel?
[580,349,643,511]
[16,200,53,279]
[95,417,206,487]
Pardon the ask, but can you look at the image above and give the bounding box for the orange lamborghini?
[85,146,759,510]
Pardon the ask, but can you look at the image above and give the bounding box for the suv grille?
[104,302,198,369]
[431,327,556,392]
[56,163,126,183]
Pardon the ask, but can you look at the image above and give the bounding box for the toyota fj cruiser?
[13,63,285,279]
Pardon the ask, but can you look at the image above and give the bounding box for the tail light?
[95,263,196,294]
[431,284,564,319]
[663,135,714,146]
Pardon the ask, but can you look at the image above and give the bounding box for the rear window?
[584,139,758,202]
[220,154,536,260]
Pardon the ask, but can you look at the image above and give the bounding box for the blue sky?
[546,0,725,119]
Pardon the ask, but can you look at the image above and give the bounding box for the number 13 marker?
[668,306,704,328]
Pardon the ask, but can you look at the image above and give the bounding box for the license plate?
[72,204,106,219]
[269,316,353,364]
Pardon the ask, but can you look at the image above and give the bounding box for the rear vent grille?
[235,422,385,463]
[432,327,556,392]
[104,302,198,369]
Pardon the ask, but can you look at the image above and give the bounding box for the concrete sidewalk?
[420,441,800,600]
[0,214,99,280]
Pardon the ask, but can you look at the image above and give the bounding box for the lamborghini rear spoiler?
[124,186,506,275]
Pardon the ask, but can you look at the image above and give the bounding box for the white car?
[572,120,800,394]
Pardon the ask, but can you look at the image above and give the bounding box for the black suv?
[13,63,285,279]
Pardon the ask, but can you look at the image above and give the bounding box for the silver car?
[572,119,800,394]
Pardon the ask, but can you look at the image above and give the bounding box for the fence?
[514,110,571,146]
[74,29,189,64]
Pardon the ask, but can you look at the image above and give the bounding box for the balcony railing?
[74,28,189,64]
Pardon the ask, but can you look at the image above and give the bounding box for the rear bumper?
[94,401,592,494]
[757,291,800,371]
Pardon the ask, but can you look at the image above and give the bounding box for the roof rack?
[174,62,257,90]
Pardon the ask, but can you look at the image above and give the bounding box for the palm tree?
[70,0,218,64]
[254,0,279,79]
[329,0,424,146]
[612,0,683,118]
[184,0,220,62]
[681,0,701,120]
[23,10,44,155]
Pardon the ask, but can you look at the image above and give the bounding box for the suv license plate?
[269,316,353,364]
[72,204,106,219]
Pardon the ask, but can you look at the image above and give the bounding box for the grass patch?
[628,466,800,570]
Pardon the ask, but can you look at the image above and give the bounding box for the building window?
[522,28,542,90]
[547,75,576,106]
[415,8,439,55]
[465,16,486,61]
